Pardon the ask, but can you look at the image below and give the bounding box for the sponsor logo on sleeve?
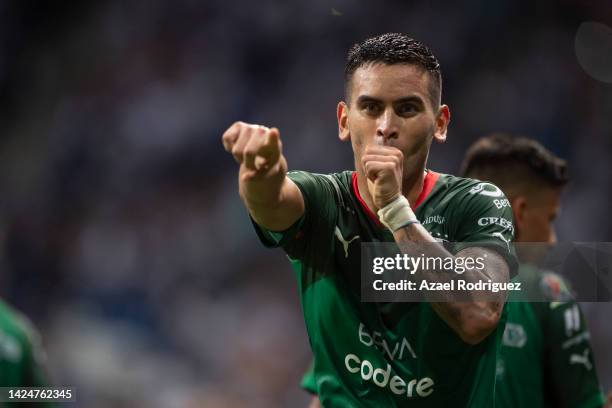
[422,215,446,225]
[478,217,514,233]
[469,183,504,197]
[493,199,511,209]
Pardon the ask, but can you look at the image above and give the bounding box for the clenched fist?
[362,144,403,210]
[222,121,286,182]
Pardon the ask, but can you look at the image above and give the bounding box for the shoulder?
[428,172,510,219]
[435,172,506,199]
[287,170,353,205]
[287,170,352,191]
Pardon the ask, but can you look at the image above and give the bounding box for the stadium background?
[0,0,611,406]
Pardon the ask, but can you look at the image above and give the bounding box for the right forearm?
[242,172,304,231]
[239,156,287,208]
[239,160,290,229]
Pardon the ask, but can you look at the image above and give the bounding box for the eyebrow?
[356,95,425,106]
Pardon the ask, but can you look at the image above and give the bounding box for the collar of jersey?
[351,170,440,227]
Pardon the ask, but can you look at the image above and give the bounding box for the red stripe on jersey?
[351,171,382,226]
[351,170,439,226]
[414,170,439,209]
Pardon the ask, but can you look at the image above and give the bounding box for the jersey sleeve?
[539,274,605,408]
[449,181,518,277]
[250,171,338,260]
[300,360,317,394]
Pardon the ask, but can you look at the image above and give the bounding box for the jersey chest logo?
[502,323,527,348]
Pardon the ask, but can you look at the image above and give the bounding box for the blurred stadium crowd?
[0,0,611,407]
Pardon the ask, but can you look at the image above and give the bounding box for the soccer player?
[222,33,517,406]
[461,133,606,408]
[0,298,56,407]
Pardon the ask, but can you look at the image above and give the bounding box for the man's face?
[338,63,449,179]
[515,186,562,244]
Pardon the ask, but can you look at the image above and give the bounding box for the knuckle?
[222,128,233,140]
[230,121,244,133]
[223,122,244,141]
[247,123,266,132]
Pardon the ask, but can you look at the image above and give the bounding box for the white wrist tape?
[377,195,419,232]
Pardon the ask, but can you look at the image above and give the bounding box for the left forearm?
[392,223,508,344]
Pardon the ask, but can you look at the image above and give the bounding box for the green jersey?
[496,265,605,408]
[0,299,55,407]
[253,170,517,407]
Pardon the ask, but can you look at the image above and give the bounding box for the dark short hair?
[461,133,569,195]
[344,33,442,108]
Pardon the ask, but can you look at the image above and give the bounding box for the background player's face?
[338,63,449,180]
[514,186,562,244]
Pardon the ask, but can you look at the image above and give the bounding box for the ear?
[337,101,350,142]
[433,104,450,143]
[511,196,527,241]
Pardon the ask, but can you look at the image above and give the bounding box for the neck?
[356,169,427,213]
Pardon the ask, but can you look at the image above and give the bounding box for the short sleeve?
[300,360,317,394]
[251,171,339,260]
[450,182,518,277]
[538,276,605,408]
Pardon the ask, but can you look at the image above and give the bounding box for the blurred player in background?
[0,298,55,407]
[461,133,607,408]
[223,33,517,406]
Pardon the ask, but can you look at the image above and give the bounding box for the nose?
[376,108,399,142]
